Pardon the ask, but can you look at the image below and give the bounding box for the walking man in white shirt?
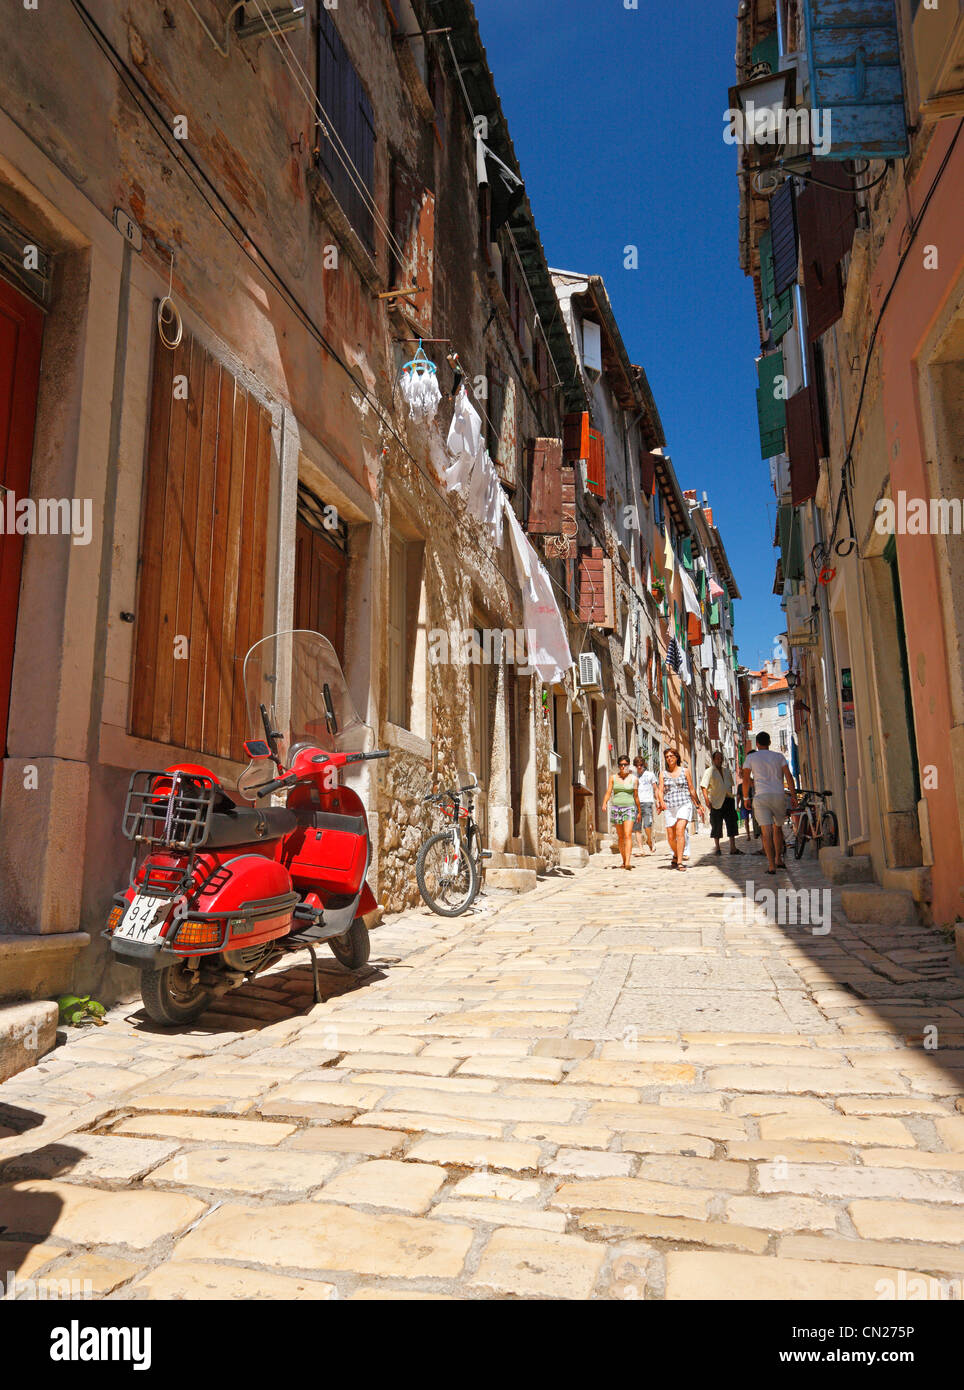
[741,731,797,875]
[632,755,658,855]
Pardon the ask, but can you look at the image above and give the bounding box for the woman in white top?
[656,747,703,871]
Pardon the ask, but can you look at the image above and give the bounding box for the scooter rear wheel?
[141,961,213,1025]
[328,917,370,970]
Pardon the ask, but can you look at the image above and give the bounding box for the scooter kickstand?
[305,944,321,1004]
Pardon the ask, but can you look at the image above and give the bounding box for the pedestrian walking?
[701,750,742,856]
[632,754,657,855]
[656,747,703,871]
[602,755,641,871]
[741,731,796,875]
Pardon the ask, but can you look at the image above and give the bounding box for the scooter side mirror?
[244,740,273,759]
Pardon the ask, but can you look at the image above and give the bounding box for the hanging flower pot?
[651,577,665,601]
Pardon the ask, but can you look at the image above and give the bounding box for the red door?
[0,276,44,779]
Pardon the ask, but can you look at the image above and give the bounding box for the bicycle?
[790,788,839,858]
[416,783,490,916]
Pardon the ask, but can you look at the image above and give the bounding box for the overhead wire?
[246,0,410,271]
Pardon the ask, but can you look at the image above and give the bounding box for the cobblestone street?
[2,843,963,1301]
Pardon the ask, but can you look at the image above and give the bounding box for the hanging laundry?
[665,636,683,673]
[503,501,571,685]
[708,577,726,600]
[444,386,502,547]
[662,527,675,577]
[476,135,526,239]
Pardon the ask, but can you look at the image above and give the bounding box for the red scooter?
[105,631,387,1025]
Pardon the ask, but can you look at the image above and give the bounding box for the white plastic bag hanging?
[399,342,441,423]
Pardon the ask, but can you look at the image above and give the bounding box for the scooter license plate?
[115,894,170,943]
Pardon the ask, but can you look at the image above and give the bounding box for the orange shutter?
[586,427,606,498]
[563,410,590,463]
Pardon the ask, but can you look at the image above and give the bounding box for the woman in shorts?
[656,747,703,871]
[602,754,641,870]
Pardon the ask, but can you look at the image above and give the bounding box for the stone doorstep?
[485,868,538,893]
[0,1000,59,1083]
[838,885,919,928]
[818,848,874,885]
[0,933,91,1004]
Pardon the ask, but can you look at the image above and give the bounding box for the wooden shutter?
[801,0,909,159]
[639,451,657,498]
[131,324,272,759]
[317,10,375,251]
[577,547,607,623]
[759,231,793,344]
[563,411,589,463]
[756,350,787,459]
[707,707,720,741]
[586,427,606,499]
[526,437,563,534]
[770,180,798,298]
[390,158,434,334]
[797,164,857,341]
[786,385,820,504]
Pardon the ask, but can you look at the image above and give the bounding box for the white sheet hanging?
[503,500,572,686]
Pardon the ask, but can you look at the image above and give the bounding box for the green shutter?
[751,33,778,74]
[759,231,793,344]
[709,601,720,627]
[757,350,787,459]
[698,569,707,602]
[681,537,694,569]
[777,505,804,582]
[662,670,669,706]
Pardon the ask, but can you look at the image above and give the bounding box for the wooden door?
[294,515,347,664]
[0,276,44,778]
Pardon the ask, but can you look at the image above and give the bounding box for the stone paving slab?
[1,845,963,1300]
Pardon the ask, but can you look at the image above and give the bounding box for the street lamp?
[728,68,797,167]
[786,668,800,690]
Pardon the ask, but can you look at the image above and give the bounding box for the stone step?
[485,852,538,872]
[485,868,538,893]
[0,1000,59,1084]
[818,847,874,884]
[839,884,919,928]
[557,846,590,870]
[881,865,932,907]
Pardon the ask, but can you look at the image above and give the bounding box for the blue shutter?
[801,0,909,159]
[778,702,788,716]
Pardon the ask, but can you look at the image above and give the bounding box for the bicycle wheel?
[416,832,479,916]
[819,811,839,848]
[793,815,810,859]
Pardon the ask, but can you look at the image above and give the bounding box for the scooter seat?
[205,806,299,849]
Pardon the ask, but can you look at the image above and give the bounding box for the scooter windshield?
[239,631,373,796]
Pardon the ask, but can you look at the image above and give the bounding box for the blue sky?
[473,0,784,671]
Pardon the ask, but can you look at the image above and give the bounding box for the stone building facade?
[0,0,586,1003]
[735,0,964,935]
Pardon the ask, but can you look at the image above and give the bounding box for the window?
[317,9,375,252]
[653,486,664,530]
[131,325,272,759]
[387,531,426,734]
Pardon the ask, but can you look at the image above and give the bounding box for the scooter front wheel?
[140,961,213,1025]
[328,917,370,970]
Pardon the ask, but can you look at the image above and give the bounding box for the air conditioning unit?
[578,651,602,690]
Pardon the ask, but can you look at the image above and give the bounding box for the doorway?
[294,482,347,663]
[0,275,44,783]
